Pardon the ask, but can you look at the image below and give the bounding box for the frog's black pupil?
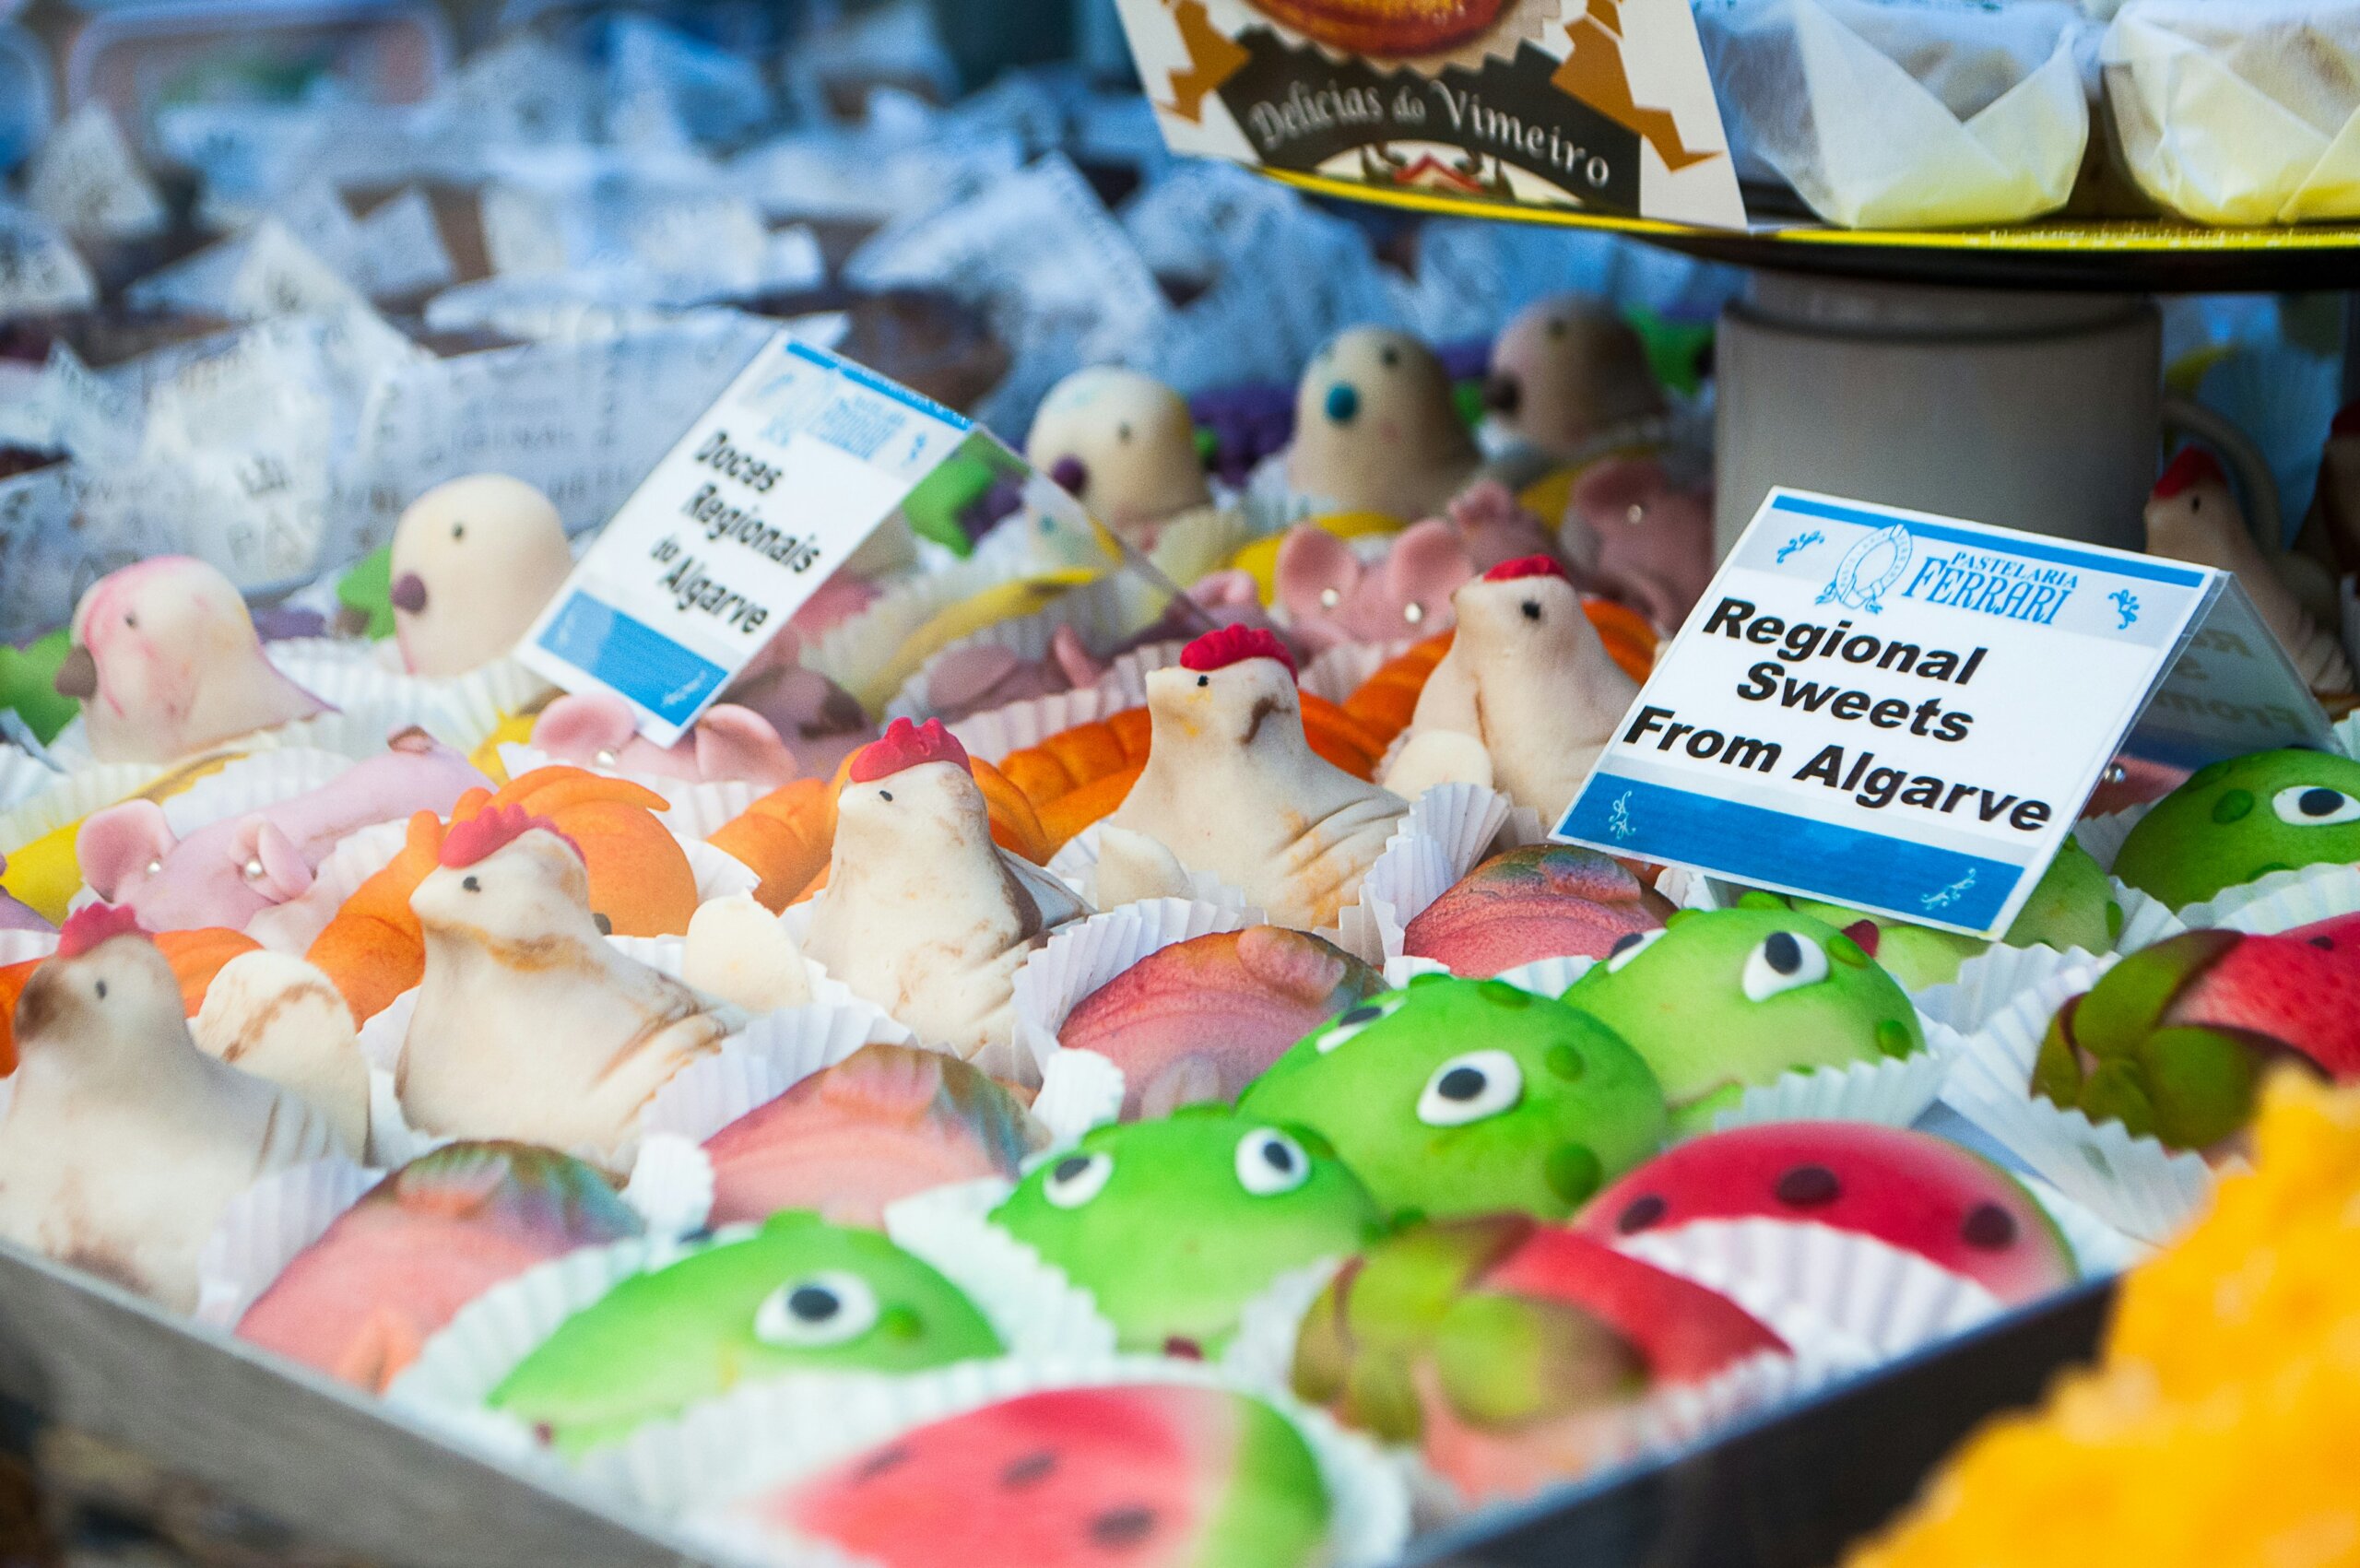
[1339,1003,1382,1025]
[1617,1195,1666,1233]
[1961,1204,2017,1250]
[1439,1067,1486,1101]
[1262,1139,1295,1172]
[2300,787,2342,817]
[1609,931,1646,957]
[787,1286,838,1321]
[1055,1156,1092,1183]
[1764,932,1803,973]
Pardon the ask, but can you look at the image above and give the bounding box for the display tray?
[1269,171,2360,292]
[0,1231,2114,1568]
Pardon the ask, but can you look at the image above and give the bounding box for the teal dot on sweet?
[1874,1019,1916,1059]
[2211,789,2254,824]
[1546,1143,1602,1208]
[1545,1043,1586,1080]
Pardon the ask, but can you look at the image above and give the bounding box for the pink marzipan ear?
[1049,624,1106,690]
[1570,455,1667,522]
[1274,524,1364,625]
[229,818,314,902]
[691,705,802,789]
[531,691,641,761]
[76,800,178,902]
[1383,517,1478,610]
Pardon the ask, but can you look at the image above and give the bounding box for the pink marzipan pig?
[77,729,490,933]
[531,692,805,790]
[1275,482,1569,653]
[1563,455,1714,636]
[56,558,331,764]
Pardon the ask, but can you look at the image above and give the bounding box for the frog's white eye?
[1235,1128,1311,1196]
[2273,785,2360,827]
[1314,995,1402,1054]
[1418,1050,1524,1126]
[1043,1150,1114,1208]
[1604,927,1666,973]
[1741,931,1829,1001]
[754,1271,879,1348]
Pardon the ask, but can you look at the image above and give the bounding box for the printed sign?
[1554,489,2331,937]
[518,333,1011,746]
[1107,0,1744,227]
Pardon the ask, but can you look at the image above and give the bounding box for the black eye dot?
[878,789,892,802]
[1521,599,1542,620]
[1117,422,1132,442]
[1617,1194,1666,1234]
[786,1285,840,1321]
[593,912,612,936]
[462,875,481,892]
[1438,1066,1487,1102]
[1764,932,1803,974]
[1261,1138,1296,1173]
[1609,931,1646,958]
[1001,1451,1057,1489]
[1339,1003,1384,1026]
[1054,1155,1093,1183]
[2299,787,2344,818]
[1197,674,1210,688]
[93,980,107,1000]
[1379,346,1399,367]
[1090,1507,1156,1548]
[1775,1165,1841,1207]
[1961,1204,2017,1250]
[452,523,466,540]
[124,613,137,629]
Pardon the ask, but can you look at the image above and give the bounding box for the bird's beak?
[1482,374,1521,416]
[53,645,96,700]
[390,572,429,614]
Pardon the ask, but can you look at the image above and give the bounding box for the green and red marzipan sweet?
[734,1382,1333,1568]
[2033,913,2360,1152]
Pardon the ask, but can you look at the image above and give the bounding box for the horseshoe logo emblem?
[1818,525,1913,614]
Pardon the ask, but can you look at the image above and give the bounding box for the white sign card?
[516,331,1091,747]
[1554,489,2331,937]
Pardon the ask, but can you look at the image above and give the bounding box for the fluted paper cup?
[195,1154,382,1326]
[1009,897,1262,1086]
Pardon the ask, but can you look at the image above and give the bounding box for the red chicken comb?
[1482,554,1571,584]
[2154,447,2226,500]
[55,902,148,959]
[849,717,971,784]
[439,804,581,869]
[1180,625,1296,678]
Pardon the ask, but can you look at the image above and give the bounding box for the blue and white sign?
[516,333,974,747]
[1555,489,2331,937]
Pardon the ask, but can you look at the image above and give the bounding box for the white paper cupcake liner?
[2071,800,2154,872]
[1705,1049,1953,1138]
[1381,954,1453,986]
[46,702,479,772]
[155,747,370,838]
[267,643,552,756]
[2173,859,2360,936]
[2336,704,2360,760]
[879,1179,1119,1364]
[0,760,178,855]
[941,685,1136,765]
[1029,1049,1129,1145]
[194,1154,381,1327]
[243,819,410,953]
[1299,640,1412,708]
[2021,1175,2147,1279]
[1935,956,2221,1244]
[595,1353,1410,1568]
[1912,943,2098,1040]
[1489,955,1599,996]
[1047,823,1257,915]
[1616,1218,2004,1373]
[1331,784,1510,966]
[0,929,56,963]
[0,747,59,813]
[1009,897,1263,1083]
[1216,1256,1349,1396]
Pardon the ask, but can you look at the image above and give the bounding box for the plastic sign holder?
[1555,488,2331,937]
[517,331,1093,747]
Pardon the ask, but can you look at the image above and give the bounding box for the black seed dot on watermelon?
[533,1422,554,1444]
[856,1444,911,1481]
[1962,1204,2018,1250]
[1000,1450,1057,1489]
[1162,1335,1204,1361]
[1617,1195,1667,1234]
[1054,1156,1092,1182]
[1090,1507,1157,1547]
[1775,1165,1840,1207]
[2313,936,2336,950]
